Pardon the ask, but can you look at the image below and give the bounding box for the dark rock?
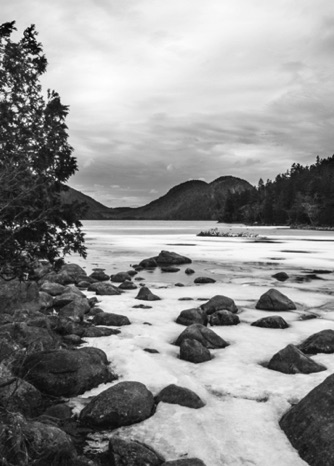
[175,283,184,287]
[62,334,83,345]
[135,286,161,301]
[109,437,164,466]
[176,308,208,326]
[139,258,158,268]
[18,347,114,397]
[89,270,110,281]
[40,281,67,296]
[87,306,104,316]
[272,272,289,282]
[155,250,192,265]
[180,338,211,363]
[93,312,130,327]
[209,310,240,326]
[298,329,334,354]
[144,348,159,354]
[194,277,216,284]
[119,280,138,290]
[155,384,205,409]
[82,326,121,337]
[256,288,296,311]
[267,344,327,374]
[38,291,54,310]
[110,272,132,283]
[57,296,91,320]
[0,376,44,417]
[80,381,155,428]
[200,295,238,314]
[162,460,206,466]
[44,263,87,285]
[133,304,153,309]
[0,322,60,353]
[127,269,138,277]
[279,373,334,466]
[161,266,180,273]
[135,276,145,281]
[87,282,122,295]
[251,315,289,329]
[0,279,40,314]
[43,403,73,420]
[174,323,229,349]
[77,280,92,289]
[185,268,195,275]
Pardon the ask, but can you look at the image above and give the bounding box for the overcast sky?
[2,0,334,207]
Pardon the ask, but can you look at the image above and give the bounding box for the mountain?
[62,175,252,220]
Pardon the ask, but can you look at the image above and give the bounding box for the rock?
[251,316,289,329]
[135,286,161,301]
[161,266,180,273]
[0,322,60,353]
[144,348,159,354]
[93,312,131,327]
[53,287,86,306]
[139,258,158,268]
[57,296,91,320]
[0,376,44,417]
[200,295,238,314]
[87,282,122,295]
[119,280,138,290]
[40,281,67,296]
[44,263,87,285]
[19,347,114,397]
[175,283,184,287]
[38,291,54,310]
[185,268,195,275]
[110,272,133,283]
[43,403,73,420]
[298,329,334,354]
[255,288,296,311]
[89,269,110,281]
[80,381,155,428]
[180,338,211,364]
[194,277,216,284]
[0,279,40,314]
[279,373,334,466]
[176,308,208,326]
[209,310,240,326]
[267,344,327,374]
[62,334,83,345]
[133,304,153,309]
[155,384,205,409]
[127,269,138,276]
[174,324,229,349]
[272,272,289,282]
[109,437,164,466]
[155,250,192,265]
[162,460,206,466]
[77,280,92,289]
[82,326,121,337]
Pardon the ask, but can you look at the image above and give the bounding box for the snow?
[70,221,334,465]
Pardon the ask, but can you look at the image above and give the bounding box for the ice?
[73,221,334,465]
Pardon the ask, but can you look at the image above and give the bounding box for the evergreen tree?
[0,22,86,279]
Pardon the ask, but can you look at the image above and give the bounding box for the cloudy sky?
[2,0,334,207]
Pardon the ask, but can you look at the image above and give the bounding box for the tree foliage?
[219,155,334,227]
[0,22,86,279]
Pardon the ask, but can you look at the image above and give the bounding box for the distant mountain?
[62,175,252,220]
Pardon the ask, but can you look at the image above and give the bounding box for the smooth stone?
[174,324,229,349]
[135,286,161,301]
[200,295,238,314]
[155,384,205,409]
[194,277,216,284]
[251,316,289,329]
[268,344,327,374]
[93,312,130,327]
[256,288,296,311]
[180,338,211,364]
[209,310,240,326]
[176,308,208,326]
[298,329,334,354]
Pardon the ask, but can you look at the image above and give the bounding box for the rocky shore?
[1,250,334,465]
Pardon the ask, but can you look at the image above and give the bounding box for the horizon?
[3,0,334,207]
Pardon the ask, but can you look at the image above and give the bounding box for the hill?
[60,186,112,220]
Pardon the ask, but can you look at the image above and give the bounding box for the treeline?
[219,155,334,227]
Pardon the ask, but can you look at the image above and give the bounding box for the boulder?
[127,269,138,277]
[161,266,180,273]
[18,347,114,397]
[162,460,206,466]
[93,312,131,327]
[89,269,110,281]
[135,286,161,301]
[44,263,87,285]
[57,296,91,320]
[267,344,327,374]
[139,258,158,268]
[209,310,240,326]
[110,272,133,283]
[251,315,289,329]
[185,268,195,275]
[180,339,211,364]
[155,384,205,409]
[176,308,208,327]
[194,277,216,284]
[174,324,229,349]
[119,280,138,290]
[0,376,44,417]
[155,250,192,265]
[200,295,238,315]
[87,282,122,295]
[0,279,40,314]
[272,272,289,282]
[82,326,121,337]
[0,322,60,353]
[80,381,155,428]
[298,329,334,354]
[38,291,54,310]
[40,281,67,296]
[255,289,296,311]
[109,437,164,466]
[279,373,334,466]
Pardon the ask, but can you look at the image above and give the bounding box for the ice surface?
[70,221,334,465]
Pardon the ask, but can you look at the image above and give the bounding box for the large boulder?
[280,373,334,466]
[0,279,40,314]
[110,272,132,283]
[0,322,60,353]
[155,384,205,409]
[255,289,296,311]
[87,282,122,295]
[109,437,164,466]
[298,329,334,354]
[155,251,192,266]
[200,295,238,315]
[119,280,138,290]
[174,324,229,349]
[135,286,161,301]
[251,316,289,329]
[56,296,91,320]
[267,344,327,374]
[93,312,131,327]
[18,347,114,396]
[176,308,208,327]
[89,269,110,281]
[0,375,44,417]
[44,263,88,285]
[209,310,240,326]
[40,281,66,296]
[80,381,155,428]
[180,339,211,364]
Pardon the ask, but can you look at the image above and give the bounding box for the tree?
[0,22,86,279]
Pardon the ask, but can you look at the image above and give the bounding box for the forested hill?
[219,155,334,227]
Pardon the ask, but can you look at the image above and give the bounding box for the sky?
[2,0,334,207]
